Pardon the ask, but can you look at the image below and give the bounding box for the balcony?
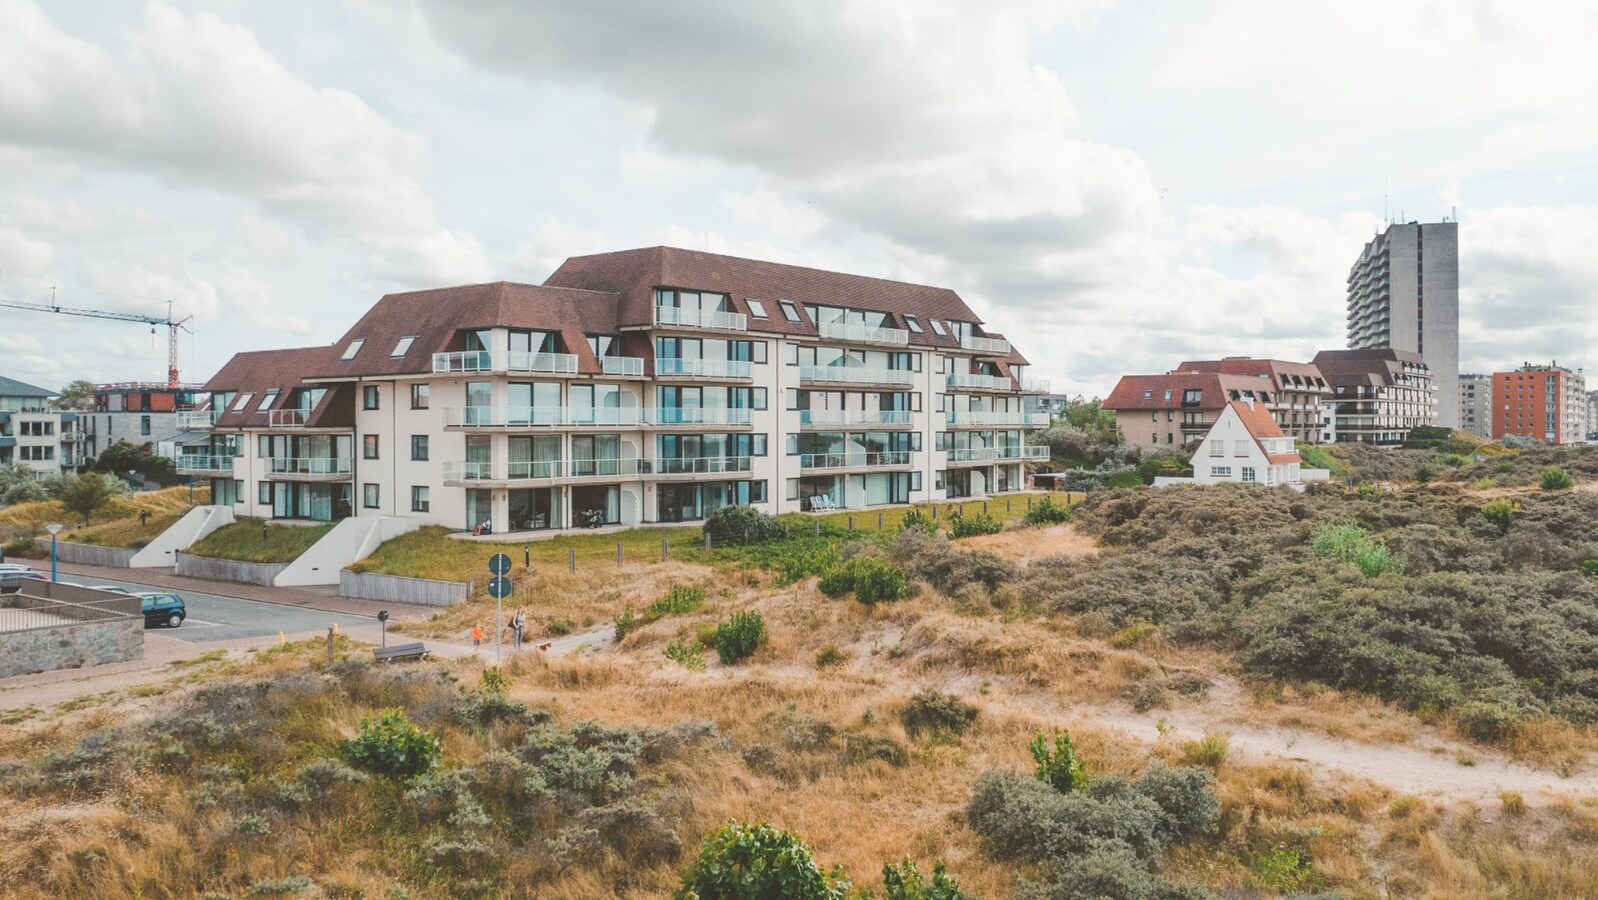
[653,305,747,332]
[652,408,753,427]
[443,407,649,428]
[946,411,1052,428]
[266,456,352,480]
[818,320,909,346]
[799,365,915,387]
[601,356,646,377]
[946,373,1014,391]
[568,457,649,478]
[960,334,1011,355]
[798,409,913,428]
[799,450,912,471]
[945,445,1049,464]
[507,351,579,375]
[176,454,233,473]
[442,461,496,482]
[433,351,493,373]
[268,409,311,428]
[655,358,753,379]
[653,456,754,477]
[176,411,216,430]
[1019,378,1051,393]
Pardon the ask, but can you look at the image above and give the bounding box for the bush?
[713,610,767,665]
[1311,522,1404,577]
[1581,559,1598,577]
[676,822,848,900]
[650,584,706,617]
[815,645,846,668]
[704,504,787,545]
[900,508,936,533]
[1030,728,1087,793]
[1479,498,1517,535]
[614,605,639,642]
[818,557,908,605]
[900,690,978,740]
[1540,467,1576,490]
[341,709,441,780]
[947,510,1002,539]
[1176,733,1228,770]
[881,859,970,900]
[1415,463,1436,483]
[1024,496,1072,526]
[664,638,707,671]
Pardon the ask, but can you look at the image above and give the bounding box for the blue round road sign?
[488,553,512,575]
[488,576,513,599]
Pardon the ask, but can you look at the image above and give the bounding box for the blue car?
[139,592,187,628]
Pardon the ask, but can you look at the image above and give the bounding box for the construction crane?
[0,290,192,387]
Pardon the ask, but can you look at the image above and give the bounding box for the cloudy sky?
[3,0,1596,397]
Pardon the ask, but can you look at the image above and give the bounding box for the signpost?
[377,609,389,648]
[487,553,512,663]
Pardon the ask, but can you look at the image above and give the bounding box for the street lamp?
[45,523,63,583]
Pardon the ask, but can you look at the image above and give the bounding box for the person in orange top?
[471,621,483,647]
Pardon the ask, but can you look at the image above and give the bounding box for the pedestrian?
[471,621,483,648]
[513,607,526,649]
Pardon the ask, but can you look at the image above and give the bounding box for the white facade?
[1191,403,1301,488]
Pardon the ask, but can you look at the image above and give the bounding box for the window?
[1209,466,1232,478]
[1234,440,1248,457]
[363,483,380,508]
[411,486,429,513]
[411,383,430,409]
[929,319,947,336]
[747,299,768,319]
[1183,389,1202,404]
[391,336,416,357]
[904,314,923,333]
[363,385,379,410]
[778,299,801,322]
[752,387,768,410]
[1209,440,1223,457]
[257,390,279,411]
[341,339,364,361]
[140,415,151,436]
[1163,390,1172,401]
[364,434,379,459]
[1242,467,1257,484]
[411,435,428,461]
[1143,389,1153,399]
[259,482,271,505]
[234,393,253,410]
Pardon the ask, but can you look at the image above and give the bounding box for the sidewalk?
[51,560,441,620]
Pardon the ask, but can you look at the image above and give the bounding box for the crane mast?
[0,293,192,387]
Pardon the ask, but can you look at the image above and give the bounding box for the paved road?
[71,575,385,643]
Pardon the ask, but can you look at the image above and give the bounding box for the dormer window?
[341,340,364,361]
[391,336,415,357]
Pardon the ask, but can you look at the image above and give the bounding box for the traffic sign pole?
[486,554,513,664]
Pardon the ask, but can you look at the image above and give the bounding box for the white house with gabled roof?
[1192,399,1303,488]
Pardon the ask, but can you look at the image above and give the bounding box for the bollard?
[524,544,530,568]
[662,537,669,562]
[983,500,988,515]
[1006,498,1011,512]
[878,512,884,530]
[617,542,624,565]
[326,626,335,663]
[1027,496,1033,511]
[568,547,575,572]
[813,521,820,537]
[933,506,939,521]
[848,515,853,531]
[704,531,712,552]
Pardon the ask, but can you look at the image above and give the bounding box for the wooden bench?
[372,642,429,663]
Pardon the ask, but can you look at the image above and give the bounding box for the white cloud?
[0,225,53,277]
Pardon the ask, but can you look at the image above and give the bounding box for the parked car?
[89,586,133,594]
[139,592,186,628]
[0,564,43,594]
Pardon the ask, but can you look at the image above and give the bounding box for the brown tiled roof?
[1311,348,1428,389]
[1103,372,1278,411]
[545,246,1001,352]
[1175,358,1329,393]
[1227,400,1301,465]
[205,346,348,429]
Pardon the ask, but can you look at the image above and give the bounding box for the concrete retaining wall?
[0,617,143,678]
[131,505,235,568]
[276,516,420,587]
[174,551,288,587]
[340,571,470,607]
[32,539,137,568]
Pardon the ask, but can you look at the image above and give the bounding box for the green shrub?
[1540,467,1575,490]
[676,822,848,900]
[1350,542,1405,578]
[1311,522,1403,577]
[3,536,44,559]
[713,610,767,665]
[900,508,936,533]
[1254,845,1312,890]
[1440,453,1470,467]
[1024,496,1072,526]
[341,709,441,780]
[704,504,788,545]
[1455,699,1523,742]
[1415,463,1436,483]
[900,690,978,740]
[1030,728,1087,793]
[547,619,572,636]
[650,583,706,617]
[1108,620,1155,649]
[614,605,638,642]
[1103,469,1145,490]
[480,666,510,695]
[1177,733,1228,770]
[664,638,707,671]
[947,510,1002,539]
[1581,559,1598,577]
[815,645,846,669]
[881,859,970,900]
[817,557,908,604]
[1479,498,1517,535]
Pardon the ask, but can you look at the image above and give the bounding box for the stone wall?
[340,570,470,607]
[174,551,287,587]
[0,617,143,678]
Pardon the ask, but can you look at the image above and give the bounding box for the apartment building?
[1457,373,1493,440]
[1311,349,1435,444]
[0,376,83,475]
[1346,220,1459,427]
[1492,362,1587,445]
[1104,358,1329,449]
[187,248,1049,529]
[77,382,207,462]
[1588,390,1598,440]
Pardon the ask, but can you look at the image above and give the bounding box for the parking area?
[69,575,383,643]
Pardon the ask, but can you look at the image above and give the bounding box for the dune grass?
[0,485,207,550]
[185,518,334,563]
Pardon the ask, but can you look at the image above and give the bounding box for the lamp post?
[45,523,63,583]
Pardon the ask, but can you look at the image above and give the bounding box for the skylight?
[904,314,923,333]
[391,336,416,357]
[341,339,364,361]
[257,390,279,411]
[778,300,801,323]
[746,299,768,319]
[929,319,947,336]
[234,393,253,410]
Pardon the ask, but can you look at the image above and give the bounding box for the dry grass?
[0,485,204,549]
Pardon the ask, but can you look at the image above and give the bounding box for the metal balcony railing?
[432,351,494,373]
[655,358,753,379]
[653,456,753,475]
[799,450,912,470]
[798,366,915,386]
[653,306,747,332]
[798,409,913,427]
[960,334,1011,355]
[176,454,233,472]
[817,320,910,346]
[507,351,579,374]
[946,373,1014,391]
[601,356,645,376]
[266,456,352,476]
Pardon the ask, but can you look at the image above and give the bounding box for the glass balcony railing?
[653,456,753,475]
[601,356,645,376]
[176,411,217,430]
[653,306,747,332]
[176,454,233,472]
[569,457,649,478]
[946,373,1014,391]
[947,445,1049,462]
[443,407,648,427]
[960,335,1011,355]
[268,409,311,428]
[432,351,494,373]
[655,358,753,378]
[442,461,495,481]
[799,366,915,386]
[506,460,563,481]
[652,408,753,426]
[506,351,579,374]
[1019,378,1050,393]
[799,409,913,427]
[267,456,351,476]
[817,320,909,346]
[799,450,912,470]
[946,411,1052,427]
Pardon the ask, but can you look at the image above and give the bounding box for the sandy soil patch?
[954,523,1098,565]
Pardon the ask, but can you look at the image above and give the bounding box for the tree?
[0,464,50,505]
[54,379,96,411]
[59,472,112,526]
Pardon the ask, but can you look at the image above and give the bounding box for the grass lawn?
[0,485,208,552]
[185,518,335,563]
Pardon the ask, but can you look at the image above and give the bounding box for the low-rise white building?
[1191,399,1302,488]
